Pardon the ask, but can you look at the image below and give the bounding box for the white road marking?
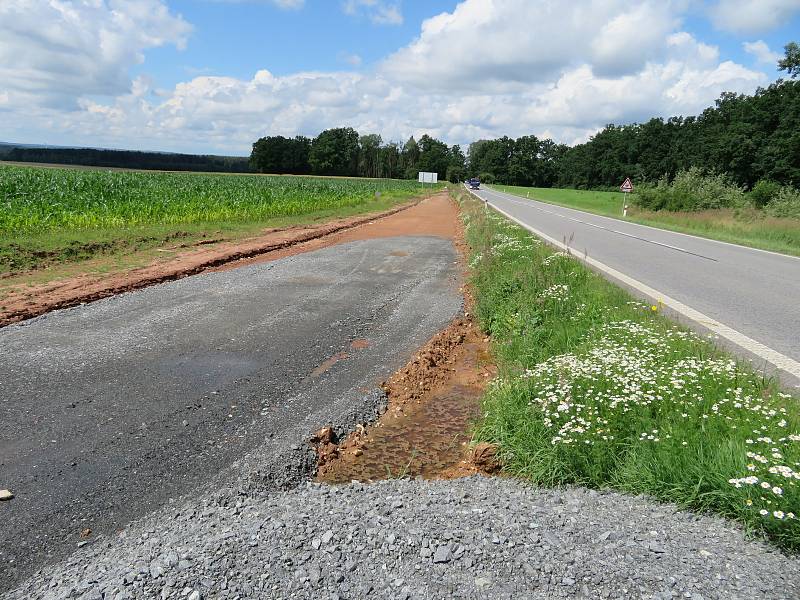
[465,186,800,382]
[481,188,716,261]
[485,186,800,262]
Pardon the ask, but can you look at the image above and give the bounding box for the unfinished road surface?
[0,196,462,592]
[472,186,800,386]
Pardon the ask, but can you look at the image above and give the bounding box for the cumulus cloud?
[0,0,774,154]
[342,0,403,26]
[0,0,191,109]
[383,0,680,91]
[709,0,800,34]
[743,40,782,65]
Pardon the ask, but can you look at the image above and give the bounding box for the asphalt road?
[0,236,461,592]
[471,185,800,385]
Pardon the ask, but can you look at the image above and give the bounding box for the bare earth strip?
[0,199,426,327]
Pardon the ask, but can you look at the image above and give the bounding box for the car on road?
[468,178,480,190]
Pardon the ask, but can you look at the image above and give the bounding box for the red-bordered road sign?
[620,177,633,192]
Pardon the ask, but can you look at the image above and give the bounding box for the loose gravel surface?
[0,234,461,591]
[5,477,798,600]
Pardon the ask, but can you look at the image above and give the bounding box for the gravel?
[5,477,797,600]
[0,236,461,590]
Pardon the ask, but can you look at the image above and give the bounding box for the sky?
[1,0,799,156]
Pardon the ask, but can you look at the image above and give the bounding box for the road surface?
[471,185,800,386]
[0,234,461,591]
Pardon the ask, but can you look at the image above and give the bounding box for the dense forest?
[0,147,251,173]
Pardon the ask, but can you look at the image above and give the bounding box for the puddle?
[316,320,497,484]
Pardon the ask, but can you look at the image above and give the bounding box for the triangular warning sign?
[620,177,633,192]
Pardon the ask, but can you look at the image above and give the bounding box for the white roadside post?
[620,177,633,217]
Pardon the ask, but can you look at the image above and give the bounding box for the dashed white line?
[481,188,716,261]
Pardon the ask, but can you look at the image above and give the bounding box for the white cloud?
[342,0,403,26]
[743,40,781,64]
[709,0,800,34]
[0,0,191,109]
[0,0,773,155]
[383,0,681,91]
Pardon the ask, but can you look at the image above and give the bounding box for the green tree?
[401,136,420,179]
[358,134,382,178]
[378,142,402,179]
[248,135,310,175]
[417,134,450,179]
[778,42,800,78]
[446,144,467,183]
[309,128,360,176]
[508,135,539,186]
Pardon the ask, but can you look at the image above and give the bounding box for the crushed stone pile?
[5,477,798,600]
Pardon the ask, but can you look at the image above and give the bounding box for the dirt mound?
[315,201,501,483]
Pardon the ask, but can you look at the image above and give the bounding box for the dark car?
[468,178,480,190]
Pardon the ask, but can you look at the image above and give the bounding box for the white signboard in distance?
[418,172,438,184]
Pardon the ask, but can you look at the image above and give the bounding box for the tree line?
[469,43,800,191]
[0,147,251,173]
[250,128,467,182]
[467,80,799,191]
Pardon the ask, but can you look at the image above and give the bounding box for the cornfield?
[0,165,423,233]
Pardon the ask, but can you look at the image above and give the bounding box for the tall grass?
[458,193,800,551]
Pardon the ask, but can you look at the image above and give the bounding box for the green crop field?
[0,164,427,274]
[0,164,423,232]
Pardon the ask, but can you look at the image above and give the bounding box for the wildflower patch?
[459,196,800,551]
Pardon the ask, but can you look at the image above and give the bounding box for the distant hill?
[0,143,252,173]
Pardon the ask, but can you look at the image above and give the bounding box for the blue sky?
[145,1,457,84]
[1,0,799,155]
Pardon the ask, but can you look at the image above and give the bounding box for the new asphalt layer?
[0,235,462,591]
[471,185,800,387]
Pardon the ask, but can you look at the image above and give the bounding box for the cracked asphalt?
[0,235,461,592]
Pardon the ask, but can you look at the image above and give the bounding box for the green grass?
[0,164,429,273]
[455,190,800,551]
[494,184,800,257]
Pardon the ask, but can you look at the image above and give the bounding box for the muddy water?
[317,339,492,484]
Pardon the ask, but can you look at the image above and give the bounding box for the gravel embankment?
[6,477,798,600]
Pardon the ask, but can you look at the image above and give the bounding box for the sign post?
[620,177,633,217]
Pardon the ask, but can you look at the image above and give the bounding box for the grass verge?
[495,184,800,257]
[454,189,800,551]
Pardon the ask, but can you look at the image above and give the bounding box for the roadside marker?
[620,177,633,217]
